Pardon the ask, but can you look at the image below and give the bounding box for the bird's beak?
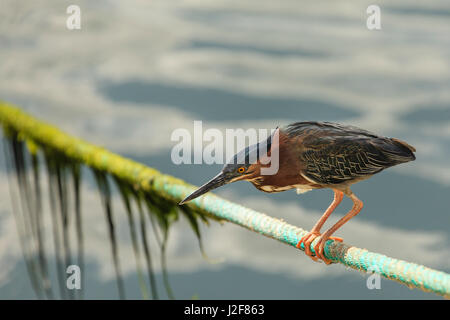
[179,172,227,205]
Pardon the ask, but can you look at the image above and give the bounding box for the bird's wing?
[285,121,380,140]
[300,136,413,185]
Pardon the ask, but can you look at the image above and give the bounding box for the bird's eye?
[238,167,245,173]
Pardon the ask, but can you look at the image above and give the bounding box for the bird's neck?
[250,134,305,189]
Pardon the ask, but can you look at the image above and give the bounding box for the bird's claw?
[296,231,343,264]
[296,231,321,262]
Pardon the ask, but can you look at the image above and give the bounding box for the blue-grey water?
[0,0,449,299]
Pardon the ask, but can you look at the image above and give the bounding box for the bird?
[179,122,416,264]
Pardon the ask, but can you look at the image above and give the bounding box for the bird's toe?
[314,240,330,264]
[297,231,322,262]
[314,235,342,264]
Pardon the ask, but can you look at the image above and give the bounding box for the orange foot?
[296,231,343,264]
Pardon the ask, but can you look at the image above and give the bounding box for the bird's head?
[179,128,278,205]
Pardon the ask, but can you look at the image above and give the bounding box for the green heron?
[179,122,416,264]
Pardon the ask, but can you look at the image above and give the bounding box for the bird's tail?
[380,138,416,163]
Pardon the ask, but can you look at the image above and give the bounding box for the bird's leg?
[296,189,344,262]
[314,192,364,264]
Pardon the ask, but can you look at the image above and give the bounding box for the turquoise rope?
[156,182,450,298]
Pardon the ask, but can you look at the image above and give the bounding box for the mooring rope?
[0,101,448,298]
